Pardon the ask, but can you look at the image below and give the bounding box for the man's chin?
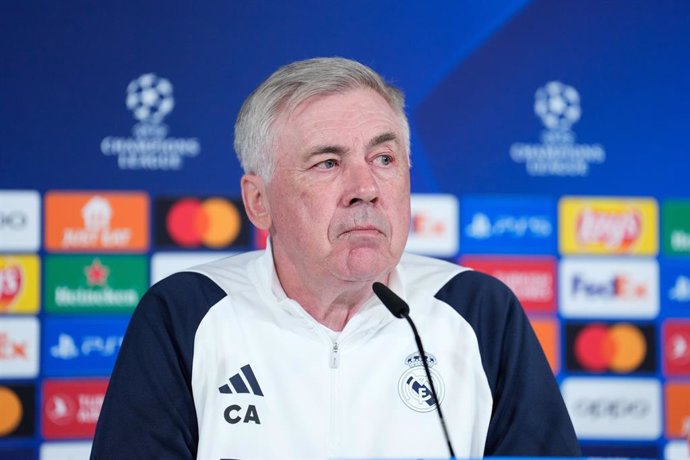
[339,248,397,282]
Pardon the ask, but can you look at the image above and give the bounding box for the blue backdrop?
[1,1,689,459]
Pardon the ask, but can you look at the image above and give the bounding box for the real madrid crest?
[398,352,445,413]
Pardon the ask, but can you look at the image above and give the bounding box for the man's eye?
[375,155,393,166]
[316,159,338,169]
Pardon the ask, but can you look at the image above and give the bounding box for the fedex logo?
[560,258,659,318]
[406,194,458,257]
[0,317,39,378]
[570,274,647,299]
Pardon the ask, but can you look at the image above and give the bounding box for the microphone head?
[372,282,410,318]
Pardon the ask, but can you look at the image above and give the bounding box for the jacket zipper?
[330,341,340,369]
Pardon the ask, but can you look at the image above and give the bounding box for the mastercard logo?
[0,387,22,436]
[568,322,655,373]
[165,198,242,248]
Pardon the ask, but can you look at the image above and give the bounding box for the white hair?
[234,57,410,180]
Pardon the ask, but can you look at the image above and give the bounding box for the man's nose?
[342,162,379,206]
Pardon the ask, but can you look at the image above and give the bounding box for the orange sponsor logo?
[529,317,559,373]
[665,383,690,438]
[45,192,148,252]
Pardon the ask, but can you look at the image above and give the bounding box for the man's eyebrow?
[305,132,398,157]
[368,132,398,148]
[306,145,346,157]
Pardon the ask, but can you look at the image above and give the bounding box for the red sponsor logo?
[460,256,556,312]
[664,321,690,376]
[42,378,108,439]
[576,208,642,250]
[0,265,22,309]
[84,258,110,286]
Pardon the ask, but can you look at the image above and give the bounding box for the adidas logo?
[218,364,264,396]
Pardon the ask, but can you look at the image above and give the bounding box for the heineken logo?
[45,255,147,314]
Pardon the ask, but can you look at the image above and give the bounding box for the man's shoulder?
[188,250,263,277]
[400,252,467,276]
[400,252,518,315]
[147,250,265,305]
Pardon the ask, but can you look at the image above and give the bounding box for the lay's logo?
[0,255,40,314]
[559,197,657,255]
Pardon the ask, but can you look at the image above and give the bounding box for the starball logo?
[509,81,605,177]
[100,73,200,170]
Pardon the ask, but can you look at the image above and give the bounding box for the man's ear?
[241,174,271,230]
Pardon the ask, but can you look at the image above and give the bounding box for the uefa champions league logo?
[101,73,200,170]
[509,81,605,177]
[126,73,174,125]
[534,81,581,132]
[124,73,176,140]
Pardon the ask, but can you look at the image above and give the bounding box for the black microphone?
[372,282,456,460]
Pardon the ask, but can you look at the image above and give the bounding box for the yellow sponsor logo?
[559,197,658,255]
[0,255,40,313]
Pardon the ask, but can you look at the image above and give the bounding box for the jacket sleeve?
[90,272,226,459]
[435,270,581,457]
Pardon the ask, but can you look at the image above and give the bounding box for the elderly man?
[92,57,580,459]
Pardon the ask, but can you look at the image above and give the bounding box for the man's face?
[262,88,410,286]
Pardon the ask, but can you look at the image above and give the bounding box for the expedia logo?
[398,352,444,413]
[155,196,251,250]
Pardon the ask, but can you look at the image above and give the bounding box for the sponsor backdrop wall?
[1,1,689,459]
